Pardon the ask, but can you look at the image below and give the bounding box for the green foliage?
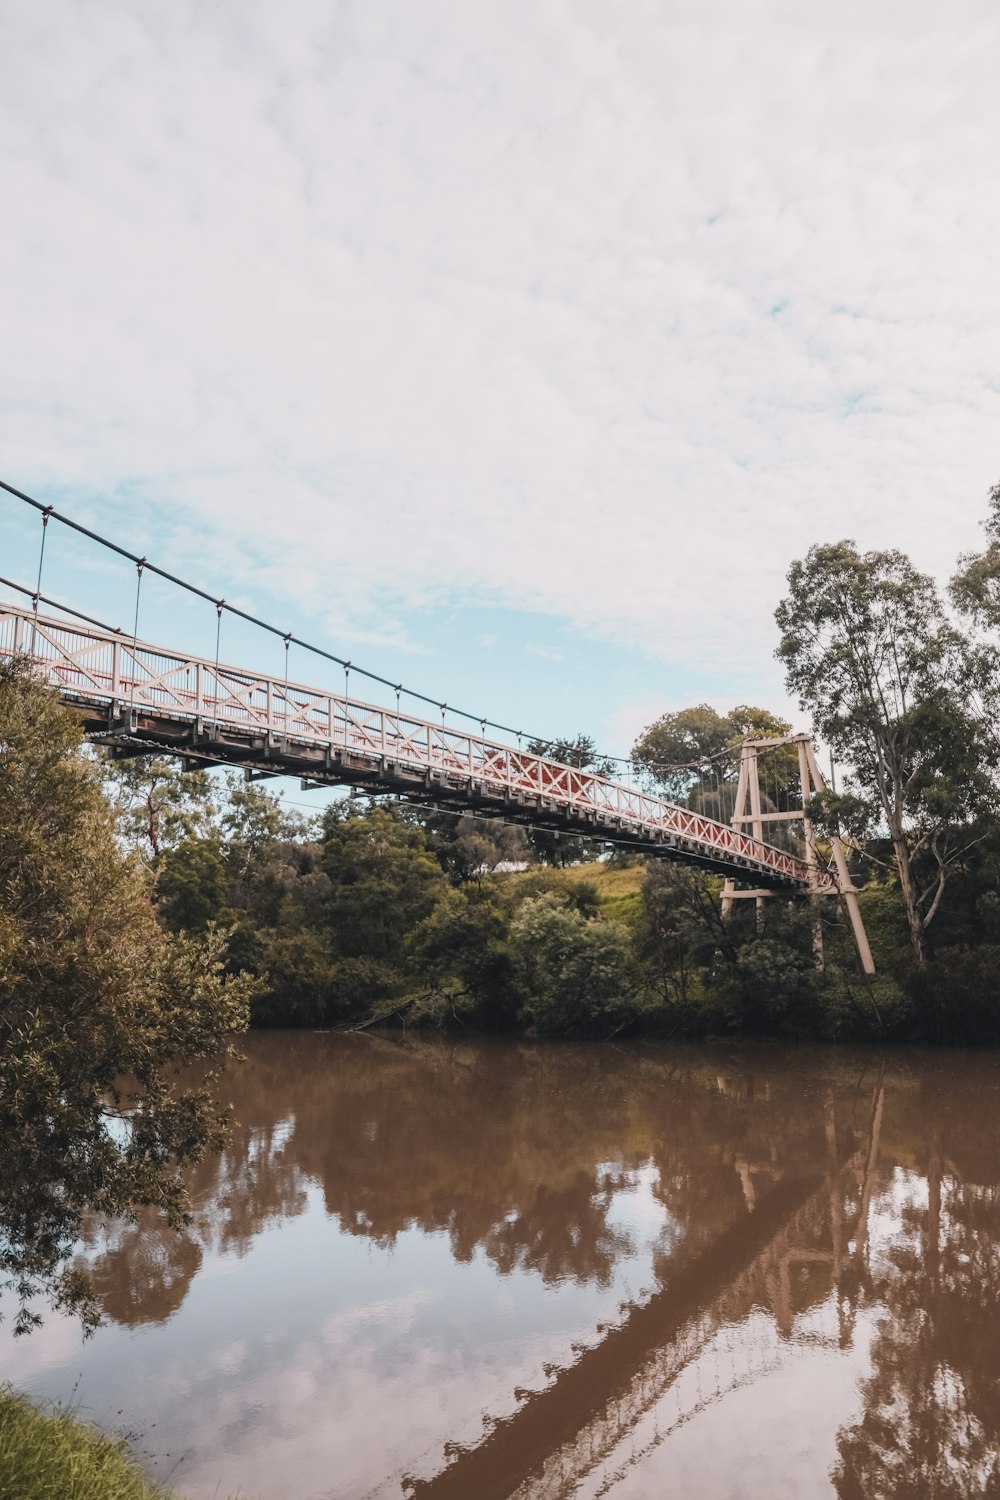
[418,809,529,882]
[408,887,518,1022]
[321,802,446,962]
[777,539,999,963]
[508,894,641,1036]
[219,773,311,893]
[631,703,792,804]
[0,660,251,1332]
[907,947,1000,1046]
[733,935,818,1032]
[950,480,1000,622]
[102,756,215,859]
[251,928,341,1027]
[0,1385,225,1500]
[638,863,727,1013]
[155,838,231,932]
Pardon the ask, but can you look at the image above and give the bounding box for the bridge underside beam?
[76,702,800,892]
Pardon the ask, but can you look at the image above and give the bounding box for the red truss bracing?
[0,607,838,892]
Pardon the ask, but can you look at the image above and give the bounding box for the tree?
[950,479,1000,624]
[639,863,732,1011]
[408,887,517,1022]
[527,734,616,778]
[251,928,342,1027]
[0,659,251,1332]
[321,801,446,964]
[219,772,310,891]
[155,836,232,932]
[776,541,997,964]
[102,754,215,859]
[419,809,530,883]
[508,893,640,1036]
[632,704,792,805]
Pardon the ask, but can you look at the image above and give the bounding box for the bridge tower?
[721,734,875,975]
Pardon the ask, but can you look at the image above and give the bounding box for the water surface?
[3,1032,999,1499]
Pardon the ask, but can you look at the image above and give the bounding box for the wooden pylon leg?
[798,739,824,969]
[804,741,875,976]
[747,747,766,933]
[721,749,750,920]
[720,877,736,919]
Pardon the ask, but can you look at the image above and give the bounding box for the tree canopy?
[631,704,792,804]
[0,660,251,1332]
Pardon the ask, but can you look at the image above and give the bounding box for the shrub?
[908,946,1000,1045]
[509,894,642,1036]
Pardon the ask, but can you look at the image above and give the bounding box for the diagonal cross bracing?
[0,606,837,892]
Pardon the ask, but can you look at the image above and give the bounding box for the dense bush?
[508,894,641,1037]
[907,946,1000,1046]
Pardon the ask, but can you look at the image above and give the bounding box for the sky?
[2,0,999,761]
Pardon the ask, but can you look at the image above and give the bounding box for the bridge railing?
[0,605,834,891]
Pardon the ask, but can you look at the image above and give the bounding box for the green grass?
[558,861,646,922]
[0,1387,235,1500]
[501,860,647,924]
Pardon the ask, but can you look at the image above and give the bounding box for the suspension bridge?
[0,479,875,960]
[3,601,827,890]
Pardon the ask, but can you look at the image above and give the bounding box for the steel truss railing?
[0,606,835,891]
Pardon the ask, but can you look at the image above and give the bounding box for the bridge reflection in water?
[4,1036,999,1499]
[408,1062,883,1500]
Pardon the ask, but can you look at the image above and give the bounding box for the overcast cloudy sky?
[2,0,999,754]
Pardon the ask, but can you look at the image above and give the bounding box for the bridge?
[2,602,833,893]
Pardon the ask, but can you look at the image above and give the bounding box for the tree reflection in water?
[834,1064,1000,1500]
[69,1036,1000,1497]
[75,1036,845,1326]
[77,1212,203,1327]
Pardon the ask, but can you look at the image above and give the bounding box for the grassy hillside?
[499,860,646,924]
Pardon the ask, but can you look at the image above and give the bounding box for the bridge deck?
[0,606,834,891]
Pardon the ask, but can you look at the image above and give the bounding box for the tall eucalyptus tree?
[776,542,997,965]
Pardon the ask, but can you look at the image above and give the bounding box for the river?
[2,1032,999,1499]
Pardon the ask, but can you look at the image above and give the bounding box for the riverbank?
[0,1387,218,1500]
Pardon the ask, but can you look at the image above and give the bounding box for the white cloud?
[1,0,998,675]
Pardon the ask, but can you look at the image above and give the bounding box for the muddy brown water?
[3,1032,999,1499]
